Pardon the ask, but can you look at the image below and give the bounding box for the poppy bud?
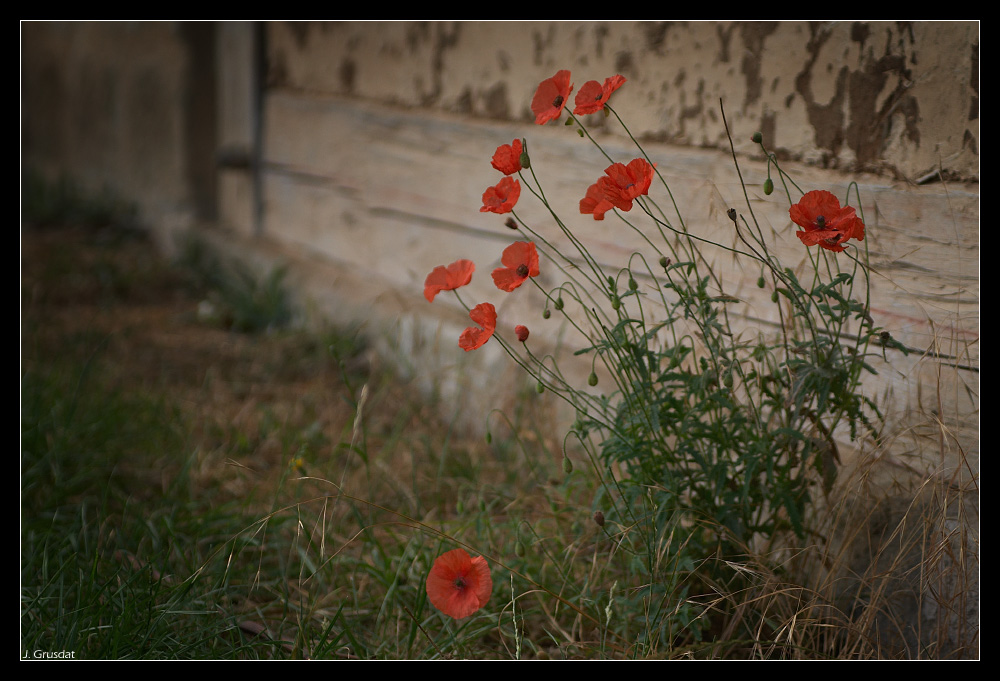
[628,277,638,291]
[577,129,584,138]
[554,297,564,311]
[562,456,573,474]
[515,539,526,557]
[757,276,766,288]
[763,178,774,195]
[727,208,738,222]
[588,372,598,386]
[536,381,544,394]
[724,374,733,388]
[456,499,465,514]
[505,217,519,230]
[485,430,492,444]
[752,132,763,144]
[515,325,529,342]
[659,256,671,269]
[519,147,530,170]
[593,511,605,527]
[771,290,779,303]
[543,308,551,319]
[611,295,621,310]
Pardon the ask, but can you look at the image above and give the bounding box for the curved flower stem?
[607,105,687,233]
[511,209,613,327]
[518,145,610,292]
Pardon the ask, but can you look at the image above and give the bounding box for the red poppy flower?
[515,325,529,342]
[789,190,866,252]
[531,70,573,125]
[425,548,492,619]
[580,159,654,219]
[491,139,523,176]
[480,176,521,214]
[424,259,475,303]
[573,74,627,115]
[492,241,539,292]
[579,181,615,221]
[600,158,654,211]
[459,302,497,352]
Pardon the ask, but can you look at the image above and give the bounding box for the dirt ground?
[20,222,422,502]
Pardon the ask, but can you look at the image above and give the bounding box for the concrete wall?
[21,21,979,474]
[21,21,217,239]
[265,21,979,181]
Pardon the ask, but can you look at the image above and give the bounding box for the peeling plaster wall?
[258,21,978,458]
[267,21,979,181]
[20,21,979,467]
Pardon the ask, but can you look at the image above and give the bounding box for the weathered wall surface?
[256,21,979,474]
[21,21,979,474]
[266,21,979,182]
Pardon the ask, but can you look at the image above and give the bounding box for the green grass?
[20,202,978,659]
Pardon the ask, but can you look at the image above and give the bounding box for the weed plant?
[414,69,935,656]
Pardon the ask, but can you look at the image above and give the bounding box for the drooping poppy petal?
[573,74,627,115]
[789,190,866,252]
[602,158,654,211]
[579,180,615,220]
[491,241,539,292]
[426,548,493,619]
[531,70,573,125]
[581,158,655,217]
[424,259,475,302]
[458,302,497,351]
[491,139,523,176]
[480,176,521,214]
